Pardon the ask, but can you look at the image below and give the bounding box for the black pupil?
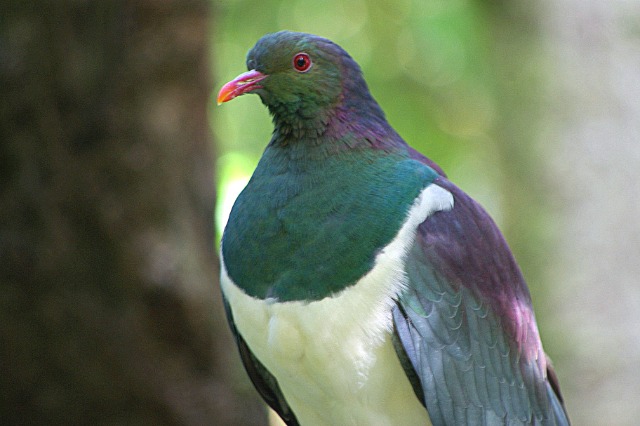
[296,56,307,68]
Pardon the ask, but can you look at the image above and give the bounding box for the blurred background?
[2,0,639,424]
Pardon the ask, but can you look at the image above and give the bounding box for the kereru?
[217,31,569,426]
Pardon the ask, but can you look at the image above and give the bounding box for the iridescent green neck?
[222,141,439,302]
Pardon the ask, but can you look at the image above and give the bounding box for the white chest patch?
[221,183,453,426]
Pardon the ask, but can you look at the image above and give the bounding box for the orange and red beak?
[217,69,267,105]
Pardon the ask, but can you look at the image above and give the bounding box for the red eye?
[293,53,312,72]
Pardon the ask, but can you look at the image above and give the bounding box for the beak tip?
[216,90,232,105]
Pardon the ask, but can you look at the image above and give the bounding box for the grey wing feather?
[393,180,570,426]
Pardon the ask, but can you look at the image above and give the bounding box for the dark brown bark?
[0,1,266,424]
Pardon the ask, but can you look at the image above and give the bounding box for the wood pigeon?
[217,30,569,426]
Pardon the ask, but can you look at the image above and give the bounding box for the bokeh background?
[2,0,639,424]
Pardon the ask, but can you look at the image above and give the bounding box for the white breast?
[221,184,453,426]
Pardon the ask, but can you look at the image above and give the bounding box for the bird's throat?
[268,94,394,152]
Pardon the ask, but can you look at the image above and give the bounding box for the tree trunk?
[0,1,265,424]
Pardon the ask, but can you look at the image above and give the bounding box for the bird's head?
[218,31,384,135]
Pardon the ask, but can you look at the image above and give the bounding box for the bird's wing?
[392,178,570,426]
[222,296,299,426]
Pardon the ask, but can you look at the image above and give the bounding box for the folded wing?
[393,179,569,426]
